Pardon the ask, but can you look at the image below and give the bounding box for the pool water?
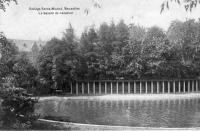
[35,98,200,128]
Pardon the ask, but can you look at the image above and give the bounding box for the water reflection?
[35,98,200,127]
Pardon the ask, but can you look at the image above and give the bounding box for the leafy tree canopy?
[161,0,200,13]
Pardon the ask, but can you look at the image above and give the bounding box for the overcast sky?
[0,0,200,41]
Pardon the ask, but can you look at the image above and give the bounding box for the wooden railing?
[69,79,200,95]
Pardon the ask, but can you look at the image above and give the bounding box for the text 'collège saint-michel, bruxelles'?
[29,7,80,15]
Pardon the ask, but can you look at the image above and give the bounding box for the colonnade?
[70,80,200,95]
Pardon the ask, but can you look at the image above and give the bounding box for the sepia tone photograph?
[1,0,200,130]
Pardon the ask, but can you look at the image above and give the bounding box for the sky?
[0,0,200,41]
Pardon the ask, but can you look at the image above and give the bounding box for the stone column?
[151,81,153,94]
[82,82,84,94]
[192,80,194,92]
[128,82,130,94]
[122,82,125,94]
[168,81,170,93]
[111,82,113,94]
[116,82,118,94]
[99,82,101,94]
[88,82,90,94]
[105,82,107,94]
[157,81,159,94]
[93,82,95,94]
[162,81,165,94]
[134,82,136,93]
[70,82,73,94]
[140,81,142,94]
[183,81,185,93]
[178,81,181,93]
[145,81,148,94]
[76,82,78,95]
[188,81,190,92]
[196,80,198,92]
[173,81,175,93]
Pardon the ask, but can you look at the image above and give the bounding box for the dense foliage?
[0,87,38,129]
[1,0,200,128]
[0,1,40,129]
[0,0,17,12]
[0,33,38,89]
[161,0,200,13]
[37,19,200,90]
[0,33,39,129]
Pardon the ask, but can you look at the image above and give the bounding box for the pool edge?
[38,118,200,130]
[38,93,200,101]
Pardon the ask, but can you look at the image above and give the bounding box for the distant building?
[9,39,46,67]
[10,39,46,51]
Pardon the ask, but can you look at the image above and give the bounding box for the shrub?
[0,86,39,129]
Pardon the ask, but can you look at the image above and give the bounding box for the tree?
[97,22,115,79]
[115,20,129,45]
[80,27,98,54]
[31,42,39,68]
[37,38,63,89]
[80,27,100,79]
[0,34,18,83]
[38,24,84,91]
[0,87,39,129]
[122,25,167,79]
[123,24,146,78]
[0,35,37,89]
[0,0,17,12]
[136,26,169,78]
[166,19,200,78]
[12,52,38,90]
[0,1,39,130]
[0,35,39,130]
[84,0,101,14]
[161,0,200,13]
[168,20,200,63]
[62,23,75,44]
[98,22,114,55]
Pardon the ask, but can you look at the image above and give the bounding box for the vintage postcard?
[1,0,200,130]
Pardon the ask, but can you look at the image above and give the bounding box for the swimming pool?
[35,96,200,128]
